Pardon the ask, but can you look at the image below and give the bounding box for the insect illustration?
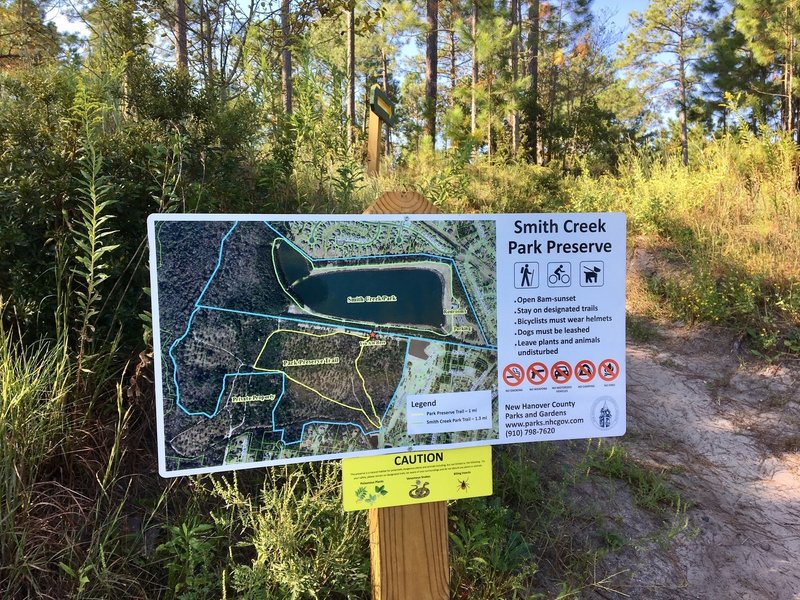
[457,478,470,492]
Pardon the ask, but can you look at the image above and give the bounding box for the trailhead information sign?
[496,214,626,442]
[148,213,625,477]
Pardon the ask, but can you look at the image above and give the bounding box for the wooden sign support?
[362,190,448,600]
[367,85,395,176]
[367,109,382,176]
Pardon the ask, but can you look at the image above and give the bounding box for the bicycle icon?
[547,262,572,287]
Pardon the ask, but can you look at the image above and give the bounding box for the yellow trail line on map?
[253,328,382,430]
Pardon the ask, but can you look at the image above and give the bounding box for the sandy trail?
[618,326,800,599]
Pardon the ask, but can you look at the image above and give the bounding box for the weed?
[449,497,537,599]
[586,441,685,512]
[598,529,626,551]
[209,464,370,599]
[766,393,790,409]
[157,516,218,599]
[330,156,366,210]
[626,314,660,343]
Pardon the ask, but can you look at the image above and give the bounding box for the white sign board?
[148,213,625,477]
[496,214,626,442]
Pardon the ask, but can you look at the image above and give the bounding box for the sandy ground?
[599,325,800,599]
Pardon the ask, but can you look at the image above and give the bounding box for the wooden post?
[368,503,449,600]
[363,190,448,600]
[367,85,395,177]
[367,109,382,176]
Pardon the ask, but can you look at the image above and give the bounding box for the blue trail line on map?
[278,421,381,446]
[168,221,240,417]
[176,371,283,419]
[196,304,495,352]
[262,220,492,345]
[195,222,239,307]
[172,366,377,448]
[378,340,410,429]
[169,219,496,445]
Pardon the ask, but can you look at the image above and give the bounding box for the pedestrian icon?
[514,262,539,289]
[580,261,604,287]
[547,262,571,287]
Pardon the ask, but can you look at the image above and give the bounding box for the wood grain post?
[367,110,382,176]
[363,190,449,600]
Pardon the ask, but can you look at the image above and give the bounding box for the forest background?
[1,0,799,597]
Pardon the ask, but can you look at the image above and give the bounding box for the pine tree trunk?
[487,70,492,161]
[347,4,355,147]
[509,0,519,156]
[281,0,293,115]
[449,29,457,107]
[546,0,564,164]
[425,0,439,145]
[527,0,539,164]
[383,50,391,157]
[471,0,478,136]
[678,28,688,166]
[200,0,215,91]
[787,35,794,136]
[174,0,188,70]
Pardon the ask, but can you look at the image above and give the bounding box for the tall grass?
[569,133,800,352]
[0,80,155,599]
[209,464,370,599]
[0,326,73,595]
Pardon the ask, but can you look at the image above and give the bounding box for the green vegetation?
[2,0,799,596]
[566,135,800,355]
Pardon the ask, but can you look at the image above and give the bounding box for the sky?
[47,0,652,40]
[592,0,650,38]
[46,5,87,37]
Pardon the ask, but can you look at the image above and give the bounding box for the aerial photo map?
[149,216,498,476]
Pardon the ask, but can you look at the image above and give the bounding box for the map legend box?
[407,390,493,435]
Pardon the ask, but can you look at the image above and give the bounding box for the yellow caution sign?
[342,445,492,511]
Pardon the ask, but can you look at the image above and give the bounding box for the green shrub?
[209,465,370,599]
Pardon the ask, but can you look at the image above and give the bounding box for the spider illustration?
[457,478,470,492]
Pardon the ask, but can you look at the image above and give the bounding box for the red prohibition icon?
[599,358,620,382]
[575,359,596,383]
[550,361,572,384]
[503,363,525,387]
[526,362,548,385]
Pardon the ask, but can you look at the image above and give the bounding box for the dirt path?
[617,326,800,599]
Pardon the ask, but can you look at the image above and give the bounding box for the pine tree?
[735,0,800,138]
[619,0,706,165]
[0,0,60,67]
[697,9,774,132]
[425,0,439,144]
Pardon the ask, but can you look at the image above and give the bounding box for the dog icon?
[583,266,601,284]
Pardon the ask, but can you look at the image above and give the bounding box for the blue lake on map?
[276,239,312,285]
[291,268,446,327]
[275,241,446,328]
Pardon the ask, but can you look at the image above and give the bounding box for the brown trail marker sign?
[365,88,451,600]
